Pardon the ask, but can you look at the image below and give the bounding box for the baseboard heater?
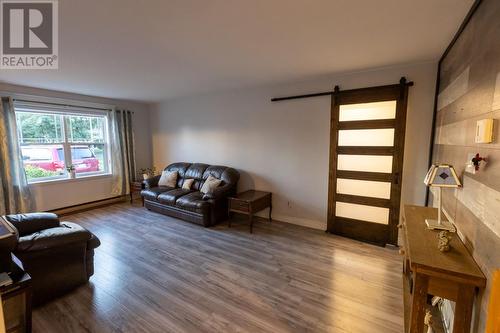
[48,195,128,216]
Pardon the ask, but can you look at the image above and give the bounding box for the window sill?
[28,173,113,186]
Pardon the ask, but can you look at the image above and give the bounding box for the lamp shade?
[424,164,461,187]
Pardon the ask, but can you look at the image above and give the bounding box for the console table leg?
[453,285,474,333]
[410,273,428,333]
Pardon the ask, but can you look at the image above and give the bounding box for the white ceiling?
[0,0,473,102]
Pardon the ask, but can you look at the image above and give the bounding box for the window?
[15,103,111,183]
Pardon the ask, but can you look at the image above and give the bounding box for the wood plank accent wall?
[430,0,500,331]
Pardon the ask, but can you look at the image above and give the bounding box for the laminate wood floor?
[33,202,404,333]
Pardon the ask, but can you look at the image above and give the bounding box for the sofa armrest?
[202,184,235,200]
[4,213,60,237]
[143,175,161,189]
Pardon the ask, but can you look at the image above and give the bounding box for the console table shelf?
[401,205,486,333]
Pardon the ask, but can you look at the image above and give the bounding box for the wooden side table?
[228,190,272,233]
[130,181,145,206]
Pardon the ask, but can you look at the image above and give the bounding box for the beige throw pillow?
[200,175,222,194]
[158,170,178,187]
[182,178,195,190]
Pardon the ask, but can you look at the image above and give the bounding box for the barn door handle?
[393,172,399,185]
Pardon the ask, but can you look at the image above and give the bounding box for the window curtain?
[0,97,33,215]
[110,109,136,195]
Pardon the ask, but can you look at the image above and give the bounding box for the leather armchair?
[2,213,100,305]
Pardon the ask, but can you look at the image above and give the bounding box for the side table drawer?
[230,199,250,212]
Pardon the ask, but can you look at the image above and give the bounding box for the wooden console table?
[228,190,272,233]
[401,205,486,333]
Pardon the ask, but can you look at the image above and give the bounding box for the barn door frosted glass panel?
[337,155,393,173]
[339,101,397,121]
[335,202,389,224]
[336,179,391,199]
[338,128,395,146]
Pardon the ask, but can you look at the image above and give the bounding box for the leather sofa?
[1,213,100,305]
[141,163,240,226]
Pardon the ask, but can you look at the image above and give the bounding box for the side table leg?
[452,285,474,333]
[409,273,428,333]
[269,193,273,223]
[249,211,253,233]
[269,199,272,223]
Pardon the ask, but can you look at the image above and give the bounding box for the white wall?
[0,83,152,211]
[150,62,437,229]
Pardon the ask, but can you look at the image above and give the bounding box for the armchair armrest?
[16,222,94,253]
[143,175,161,189]
[4,213,60,237]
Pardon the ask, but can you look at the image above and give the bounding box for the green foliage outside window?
[24,165,60,180]
[16,112,105,144]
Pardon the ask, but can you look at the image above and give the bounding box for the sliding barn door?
[327,80,409,246]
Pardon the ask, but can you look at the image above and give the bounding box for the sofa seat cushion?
[141,186,174,201]
[157,188,193,206]
[175,192,210,215]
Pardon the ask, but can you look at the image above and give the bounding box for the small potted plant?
[139,167,157,180]
[66,165,76,179]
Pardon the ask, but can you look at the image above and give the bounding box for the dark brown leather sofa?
[1,213,100,305]
[141,163,240,226]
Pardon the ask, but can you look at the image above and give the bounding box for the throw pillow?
[158,170,178,187]
[200,175,222,194]
[182,178,195,190]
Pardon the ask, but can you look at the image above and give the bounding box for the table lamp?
[424,164,461,231]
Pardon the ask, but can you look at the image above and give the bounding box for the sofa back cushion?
[5,213,60,237]
[164,162,191,188]
[162,162,239,191]
[202,165,239,187]
[185,163,209,190]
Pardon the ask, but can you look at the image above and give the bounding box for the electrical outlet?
[465,153,476,174]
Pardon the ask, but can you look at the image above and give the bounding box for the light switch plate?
[475,119,494,143]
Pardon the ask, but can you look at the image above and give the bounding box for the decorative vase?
[70,170,76,179]
[143,174,150,180]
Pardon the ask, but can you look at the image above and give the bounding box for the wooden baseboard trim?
[49,195,128,216]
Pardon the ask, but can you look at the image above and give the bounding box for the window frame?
[14,104,112,184]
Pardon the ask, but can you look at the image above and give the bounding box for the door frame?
[327,78,410,246]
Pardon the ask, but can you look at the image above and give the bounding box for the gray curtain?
[110,109,136,195]
[0,97,33,215]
